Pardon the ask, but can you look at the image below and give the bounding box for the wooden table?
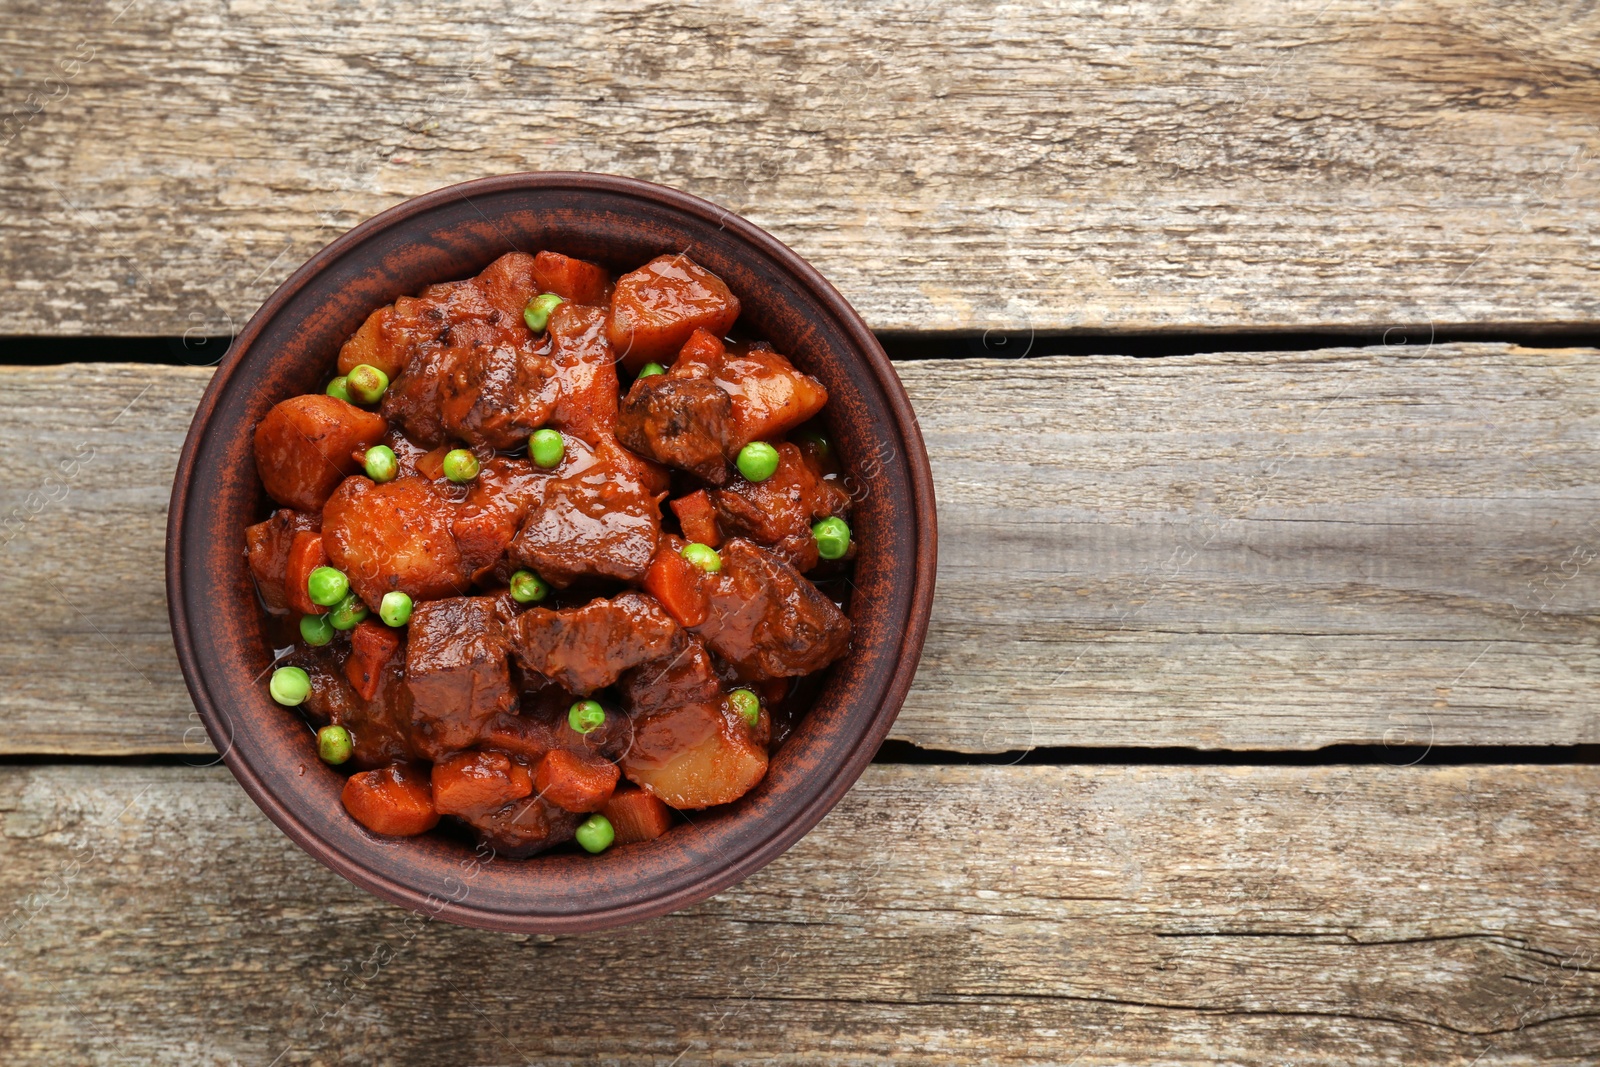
[3,3,1598,1062]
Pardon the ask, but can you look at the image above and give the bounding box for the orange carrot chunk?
[341,763,440,836]
[431,750,533,817]
[343,619,402,701]
[670,489,723,548]
[641,540,710,628]
[600,786,674,845]
[534,748,620,813]
[284,530,330,616]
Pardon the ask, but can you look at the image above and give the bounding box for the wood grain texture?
[0,347,1593,755]
[3,0,1600,335]
[2,763,1597,1065]
[4,346,1598,754]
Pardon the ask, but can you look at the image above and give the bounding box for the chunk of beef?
[454,795,581,859]
[379,260,539,448]
[617,635,724,716]
[450,456,542,582]
[508,592,684,695]
[544,302,621,446]
[244,508,320,614]
[709,442,850,571]
[606,254,741,373]
[616,374,732,485]
[533,250,612,306]
[508,435,667,587]
[436,333,558,451]
[404,596,516,759]
[253,394,388,511]
[322,475,469,609]
[691,538,852,680]
[290,642,418,770]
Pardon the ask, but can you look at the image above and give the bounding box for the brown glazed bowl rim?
[167,172,936,932]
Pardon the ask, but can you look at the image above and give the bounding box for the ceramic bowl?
[167,172,936,932]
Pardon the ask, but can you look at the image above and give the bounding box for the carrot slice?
[431,750,533,817]
[284,530,329,616]
[601,787,674,845]
[341,763,439,836]
[534,748,620,813]
[343,619,401,701]
[670,489,723,548]
[641,544,710,628]
[415,445,451,481]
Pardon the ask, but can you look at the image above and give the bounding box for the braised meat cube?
[533,250,612,306]
[544,303,621,446]
[322,475,469,608]
[674,330,828,451]
[482,688,630,764]
[450,456,542,582]
[616,374,733,485]
[508,592,684,695]
[509,435,668,587]
[606,254,741,373]
[244,508,320,614]
[253,394,388,511]
[404,596,516,758]
[289,642,418,769]
[691,538,851,680]
[456,795,581,859]
[710,442,850,571]
[617,634,725,716]
[436,334,558,451]
[620,702,768,810]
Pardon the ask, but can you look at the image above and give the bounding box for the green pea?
[269,666,311,706]
[442,448,480,483]
[317,724,353,765]
[736,441,780,483]
[575,814,615,854]
[529,429,565,469]
[681,542,721,574]
[523,292,564,333]
[727,688,760,727]
[379,590,413,627]
[306,566,349,608]
[795,428,831,458]
[363,445,398,483]
[813,516,851,561]
[299,613,335,647]
[327,592,369,631]
[346,364,389,405]
[568,699,606,735]
[509,569,550,604]
[325,376,353,403]
[638,362,667,378]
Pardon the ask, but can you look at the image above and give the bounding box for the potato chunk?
[253,394,387,511]
[606,254,741,373]
[322,475,469,609]
[620,702,767,810]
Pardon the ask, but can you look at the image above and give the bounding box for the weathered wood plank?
[3,1,1599,335]
[2,763,1597,1064]
[3,346,1598,754]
